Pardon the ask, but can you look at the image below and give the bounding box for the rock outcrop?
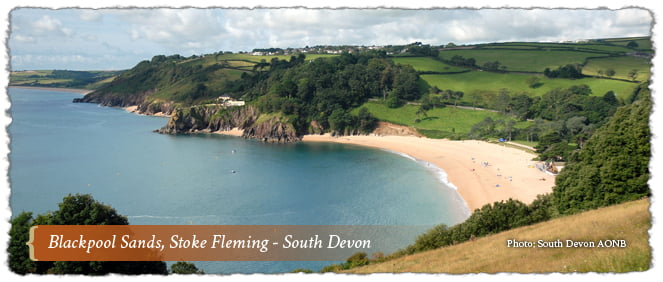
[156,105,300,143]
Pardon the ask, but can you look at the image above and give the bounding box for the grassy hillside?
[348,198,650,273]
[354,101,528,138]
[583,56,652,81]
[439,49,607,72]
[421,72,638,100]
[9,70,122,89]
[391,57,468,73]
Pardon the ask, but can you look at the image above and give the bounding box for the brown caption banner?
[27,225,412,261]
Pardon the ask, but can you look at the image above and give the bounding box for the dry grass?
[348,199,651,273]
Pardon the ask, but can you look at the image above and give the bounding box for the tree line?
[234,52,421,136]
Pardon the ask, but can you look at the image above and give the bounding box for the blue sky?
[8,7,653,70]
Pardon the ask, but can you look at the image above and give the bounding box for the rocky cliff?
[155,105,300,143]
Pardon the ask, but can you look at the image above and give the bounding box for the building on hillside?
[217,96,245,107]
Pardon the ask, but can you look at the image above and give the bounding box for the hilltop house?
[217,96,245,107]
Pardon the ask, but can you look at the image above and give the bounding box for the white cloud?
[31,15,74,37]
[117,9,227,51]
[8,8,654,70]
[79,10,103,22]
[12,34,35,43]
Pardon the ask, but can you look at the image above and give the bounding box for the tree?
[356,107,377,133]
[544,64,583,79]
[605,68,616,78]
[170,262,204,274]
[386,90,402,108]
[494,89,511,114]
[9,212,37,274]
[553,85,651,214]
[451,91,464,106]
[526,76,541,88]
[345,252,370,269]
[430,85,441,94]
[602,91,619,106]
[628,69,639,81]
[416,105,429,121]
[627,40,639,48]
[467,90,484,109]
[8,194,168,275]
[510,94,534,120]
[328,108,352,133]
[482,61,502,71]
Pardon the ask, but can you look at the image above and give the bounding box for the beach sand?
[214,128,244,137]
[123,105,170,117]
[302,134,555,211]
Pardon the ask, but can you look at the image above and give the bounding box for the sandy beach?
[302,134,555,211]
[9,86,93,95]
[214,128,245,136]
[123,105,171,117]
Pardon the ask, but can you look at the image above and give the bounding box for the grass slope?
[349,198,650,273]
[438,49,610,72]
[583,56,652,81]
[421,72,638,100]
[9,70,121,89]
[356,101,528,137]
[391,57,468,73]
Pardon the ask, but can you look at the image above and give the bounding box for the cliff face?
[156,105,300,143]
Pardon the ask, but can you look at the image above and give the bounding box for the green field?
[355,101,526,135]
[582,56,652,81]
[478,42,633,53]
[603,37,653,51]
[421,72,638,100]
[10,70,121,89]
[391,57,468,73]
[438,49,611,72]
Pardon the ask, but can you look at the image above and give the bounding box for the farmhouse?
[217,96,245,107]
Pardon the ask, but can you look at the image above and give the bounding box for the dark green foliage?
[543,64,583,79]
[345,252,370,269]
[356,107,378,133]
[170,262,204,274]
[525,76,542,88]
[8,194,168,275]
[482,60,503,71]
[443,55,477,68]
[9,212,37,275]
[553,84,651,214]
[253,53,420,134]
[407,198,553,254]
[405,43,439,57]
[47,194,129,225]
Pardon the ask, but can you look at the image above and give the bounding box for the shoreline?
[9,85,93,95]
[302,134,555,212]
[213,128,245,137]
[123,105,171,117]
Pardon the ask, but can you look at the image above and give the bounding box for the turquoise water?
[8,87,469,273]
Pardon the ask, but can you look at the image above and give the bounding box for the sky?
[7,7,653,71]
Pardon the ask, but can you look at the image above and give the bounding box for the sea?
[7,87,469,273]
